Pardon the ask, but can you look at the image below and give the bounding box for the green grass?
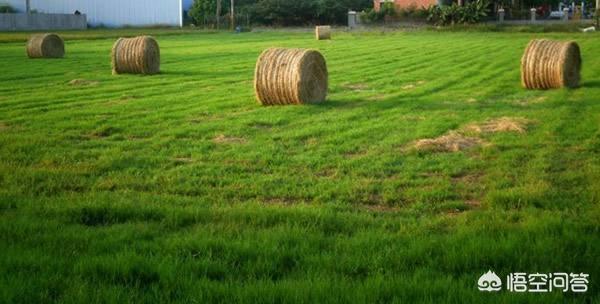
[0,29,599,303]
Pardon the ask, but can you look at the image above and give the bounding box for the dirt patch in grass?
[514,96,547,105]
[465,199,482,208]
[193,108,256,124]
[464,117,531,134]
[444,199,482,216]
[69,79,100,86]
[262,197,300,205]
[304,137,319,146]
[126,134,149,141]
[89,126,120,138]
[106,95,138,106]
[452,171,485,207]
[365,193,384,205]
[249,121,274,129]
[413,131,482,152]
[361,204,402,213]
[0,122,9,132]
[410,117,532,153]
[452,172,483,185]
[171,157,194,165]
[343,83,370,91]
[213,134,247,144]
[188,112,214,124]
[343,149,368,158]
[70,206,164,226]
[316,167,338,178]
[401,80,426,90]
[368,94,390,101]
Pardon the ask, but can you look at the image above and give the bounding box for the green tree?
[316,0,372,24]
[190,0,373,26]
[252,0,317,25]
[252,0,371,25]
[0,4,16,13]
[188,0,215,24]
[189,0,230,26]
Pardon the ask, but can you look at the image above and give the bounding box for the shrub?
[359,2,396,23]
[459,0,489,23]
[359,9,378,23]
[397,5,429,19]
[188,0,221,25]
[427,0,489,25]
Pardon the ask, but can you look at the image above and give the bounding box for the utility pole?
[230,0,235,31]
[597,0,599,24]
[597,0,599,28]
[216,0,221,29]
[25,0,30,14]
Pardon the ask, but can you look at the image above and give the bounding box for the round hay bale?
[254,48,328,106]
[315,26,331,40]
[26,33,64,59]
[111,36,160,75]
[521,39,581,89]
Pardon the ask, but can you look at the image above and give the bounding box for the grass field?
[0,29,599,303]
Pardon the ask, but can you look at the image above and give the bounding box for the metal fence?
[3,0,182,27]
[493,3,597,24]
[193,13,251,29]
[0,13,87,31]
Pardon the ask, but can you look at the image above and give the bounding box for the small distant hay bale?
[315,26,331,40]
[111,36,160,75]
[254,48,328,106]
[26,33,64,58]
[521,39,581,89]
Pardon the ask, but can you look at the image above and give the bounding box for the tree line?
[188,0,372,26]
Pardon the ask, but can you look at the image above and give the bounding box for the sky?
[183,0,193,10]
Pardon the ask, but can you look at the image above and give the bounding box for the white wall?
[3,0,182,27]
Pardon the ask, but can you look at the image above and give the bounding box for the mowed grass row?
[0,30,599,303]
